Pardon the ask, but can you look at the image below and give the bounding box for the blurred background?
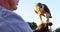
[14,0,60,32]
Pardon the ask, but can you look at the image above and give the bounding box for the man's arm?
[39,15,42,21]
[43,4,51,16]
[43,4,52,18]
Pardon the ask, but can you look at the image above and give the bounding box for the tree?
[27,22,37,30]
[53,27,60,32]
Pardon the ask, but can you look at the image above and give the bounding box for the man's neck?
[0,6,12,11]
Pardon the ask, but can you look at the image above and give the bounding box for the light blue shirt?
[0,6,33,32]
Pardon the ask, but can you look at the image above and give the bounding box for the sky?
[14,0,60,31]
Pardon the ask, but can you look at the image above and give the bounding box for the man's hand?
[49,16,52,18]
[34,10,38,14]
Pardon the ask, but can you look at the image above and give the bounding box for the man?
[34,3,52,22]
[34,3,52,32]
[0,0,33,32]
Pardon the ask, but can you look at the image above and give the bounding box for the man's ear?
[42,5,44,8]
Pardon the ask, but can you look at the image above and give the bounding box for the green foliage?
[53,27,60,32]
[27,22,37,30]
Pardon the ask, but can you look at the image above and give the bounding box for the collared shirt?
[0,6,33,32]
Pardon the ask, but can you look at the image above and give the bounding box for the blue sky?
[14,0,60,30]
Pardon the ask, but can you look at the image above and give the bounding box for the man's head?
[34,3,45,15]
[0,0,19,10]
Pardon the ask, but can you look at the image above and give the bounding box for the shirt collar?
[0,6,12,11]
